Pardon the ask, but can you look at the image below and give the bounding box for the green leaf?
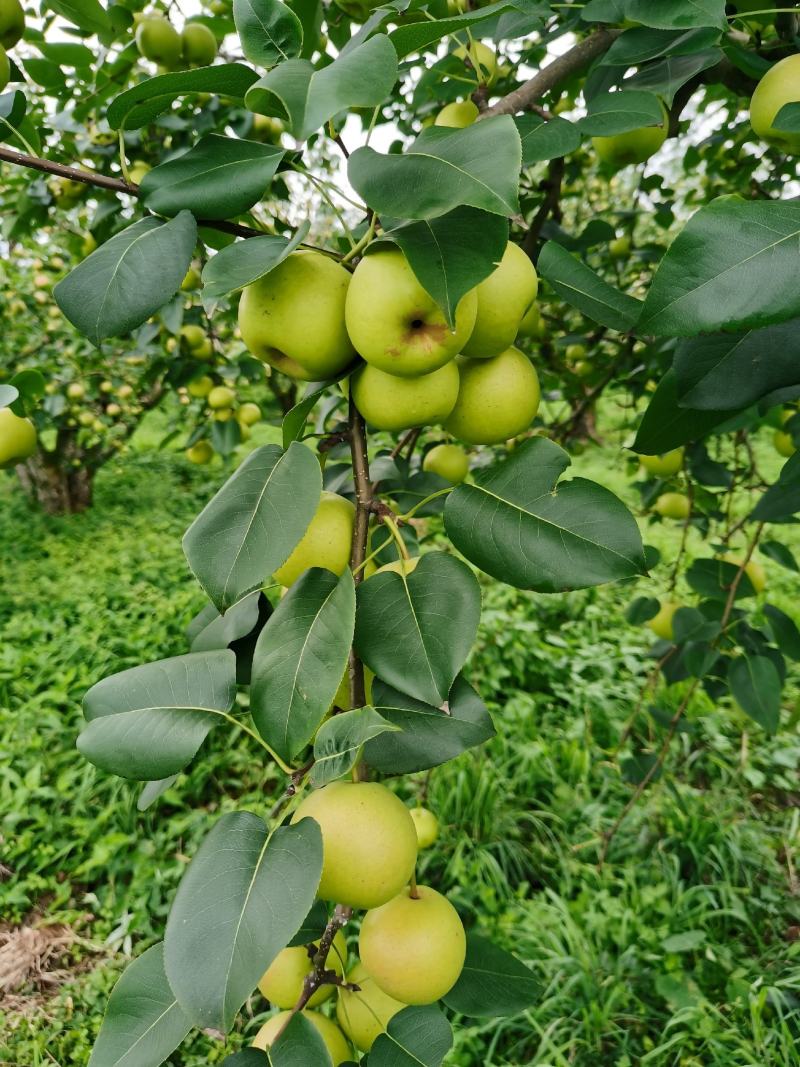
[445,437,646,592]
[137,775,178,812]
[201,224,309,305]
[728,654,781,734]
[270,1012,333,1066]
[632,369,741,454]
[537,240,641,332]
[282,379,334,448]
[250,568,356,764]
[516,114,581,164]
[760,541,799,573]
[349,116,521,222]
[355,552,481,707]
[108,64,259,131]
[772,101,800,134]
[764,604,800,661]
[0,90,26,140]
[684,558,756,602]
[183,442,322,613]
[751,455,800,523]
[673,319,800,411]
[442,933,538,1018]
[234,0,303,69]
[54,214,196,346]
[140,135,285,220]
[671,607,720,644]
[380,208,508,328]
[78,651,237,780]
[87,944,191,1067]
[245,35,397,140]
[164,813,322,1031]
[388,0,527,58]
[662,929,705,953]
[626,596,660,624]
[222,1052,268,1067]
[640,198,800,337]
[624,49,722,106]
[578,89,665,136]
[583,0,726,29]
[365,675,495,775]
[0,384,19,409]
[600,26,720,67]
[369,1005,452,1067]
[311,706,399,786]
[47,0,110,35]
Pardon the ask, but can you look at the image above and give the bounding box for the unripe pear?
[180,324,207,350]
[0,407,37,467]
[454,40,497,86]
[461,243,538,359]
[346,249,477,378]
[774,429,796,457]
[722,553,766,594]
[135,16,183,67]
[214,408,233,421]
[516,302,545,341]
[99,380,113,394]
[592,103,668,168]
[0,0,24,48]
[359,885,466,1004]
[352,361,459,432]
[117,384,133,399]
[258,930,347,1009]
[291,781,418,910]
[422,443,469,484]
[128,161,152,185]
[444,347,540,445]
[81,232,98,257]
[609,235,631,258]
[565,343,586,362]
[238,401,261,425]
[647,599,680,641]
[252,1010,351,1064]
[239,251,356,381]
[750,54,800,152]
[654,492,690,520]
[331,665,374,710]
[336,961,405,1052]
[639,448,684,477]
[78,410,95,427]
[186,440,213,464]
[374,556,420,577]
[207,385,235,410]
[274,491,355,587]
[251,113,285,143]
[187,375,214,398]
[181,21,217,66]
[409,806,439,849]
[66,382,85,400]
[0,43,9,93]
[106,403,122,417]
[181,266,202,291]
[434,100,478,128]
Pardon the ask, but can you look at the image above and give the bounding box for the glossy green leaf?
[187,591,263,653]
[245,35,397,140]
[583,0,726,29]
[311,706,399,786]
[282,380,334,448]
[270,1012,333,1066]
[772,102,800,134]
[222,1052,268,1067]
[54,214,196,346]
[140,135,285,220]
[0,384,18,409]
[624,49,722,106]
[78,651,237,780]
[516,114,581,164]
[234,0,303,69]
[0,89,26,140]
[354,552,482,707]
[388,0,527,58]
[751,453,800,523]
[442,933,538,1017]
[728,654,781,733]
[538,240,641,332]
[349,116,521,221]
[108,64,259,130]
[578,89,665,136]
[632,370,742,454]
[760,541,799,573]
[764,605,800,661]
[250,568,356,764]
[369,1005,452,1067]
[445,437,647,592]
[164,813,322,1031]
[87,944,191,1067]
[380,208,508,327]
[684,558,756,602]
[137,775,178,812]
[183,442,322,613]
[673,319,800,411]
[364,674,495,774]
[47,0,110,35]
[600,26,720,66]
[201,224,308,305]
[640,198,800,337]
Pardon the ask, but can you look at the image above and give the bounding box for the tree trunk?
[16,454,95,514]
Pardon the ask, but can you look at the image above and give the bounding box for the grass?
[2,410,800,1066]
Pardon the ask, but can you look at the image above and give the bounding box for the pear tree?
[2,0,800,1063]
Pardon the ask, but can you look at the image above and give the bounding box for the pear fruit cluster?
[251,782,464,1057]
[238,243,541,446]
[135,14,217,69]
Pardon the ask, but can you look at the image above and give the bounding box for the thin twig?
[347,395,372,733]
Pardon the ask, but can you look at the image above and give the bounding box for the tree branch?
[523,156,565,260]
[481,29,620,119]
[347,395,372,726]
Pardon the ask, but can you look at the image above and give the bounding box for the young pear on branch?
[273,491,355,587]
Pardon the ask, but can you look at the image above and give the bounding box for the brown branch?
[481,29,620,119]
[347,395,371,730]
[522,156,565,260]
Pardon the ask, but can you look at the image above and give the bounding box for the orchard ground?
[2,398,799,1067]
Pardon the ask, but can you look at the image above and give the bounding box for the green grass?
[2,418,800,1066]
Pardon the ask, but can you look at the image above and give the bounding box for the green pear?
[128,161,152,185]
[186,441,213,464]
[592,104,668,168]
[722,553,766,594]
[252,1010,351,1064]
[444,347,540,445]
[181,266,201,291]
[454,41,497,86]
[291,781,418,910]
[654,492,690,520]
[609,235,631,258]
[774,429,796,457]
[0,407,37,467]
[238,401,261,425]
[351,361,459,432]
[207,385,235,410]
[461,242,538,359]
[422,443,469,484]
[516,302,545,341]
[647,599,680,641]
[66,382,85,400]
[434,100,478,128]
[409,806,439,849]
[239,251,356,381]
[565,343,586,362]
[750,54,800,152]
[274,490,355,587]
[0,43,9,93]
[359,885,466,1005]
[251,113,285,143]
[0,0,24,48]
[336,961,405,1052]
[135,16,183,67]
[181,21,217,66]
[639,449,683,477]
[258,930,347,1009]
[345,249,477,378]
